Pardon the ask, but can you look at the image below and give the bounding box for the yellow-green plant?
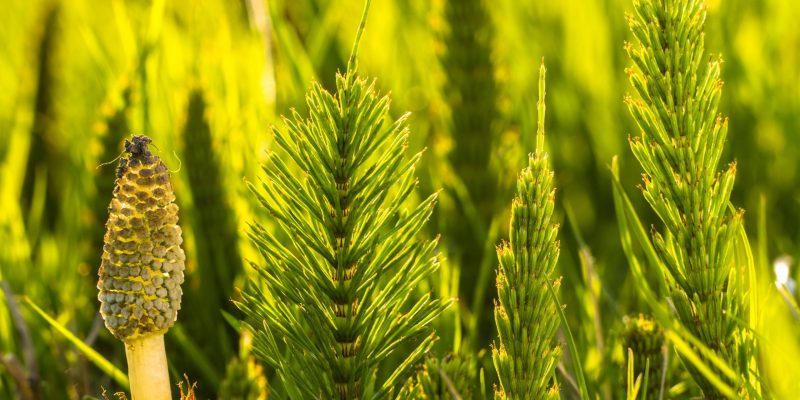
[219,329,269,400]
[237,3,449,398]
[89,79,133,262]
[441,0,500,335]
[180,88,242,367]
[492,62,562,399]
[398,353,476,399]
[182,89,243,304]
[97,135,186,400]
[624,0,752,396]
[442,0,498,239]
[22,4,62,233]
[621,314,665,397]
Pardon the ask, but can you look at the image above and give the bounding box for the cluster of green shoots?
[492,62,562,399]
[621,314,665,397]
[236,4,449,397]
[624,0,753,396]
[89,1,767,399]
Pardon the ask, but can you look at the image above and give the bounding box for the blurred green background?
[1,0,798,398]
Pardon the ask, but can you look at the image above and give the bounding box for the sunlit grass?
[1,0,799,398]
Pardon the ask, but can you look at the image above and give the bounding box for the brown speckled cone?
[97,135,185,341]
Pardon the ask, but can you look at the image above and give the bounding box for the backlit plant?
[236,3,449,398]
[6,0,800,399]
[621,314,665,396]
[398,353,476,399]
[442,0,499,289]
[624,0,753,396]
[492,62,562,399]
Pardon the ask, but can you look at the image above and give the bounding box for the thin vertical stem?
[348,0,373,72]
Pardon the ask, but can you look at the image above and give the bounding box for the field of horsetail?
[1,0,798,399]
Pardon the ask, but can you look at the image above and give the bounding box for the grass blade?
[545,278,590,400]
[23,297,129,388]
[626,348,641,400]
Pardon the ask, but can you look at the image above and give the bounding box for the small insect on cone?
[97,135,185,400]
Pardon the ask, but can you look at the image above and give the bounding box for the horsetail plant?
[624,0,752,395]
[442,0,499,290]
[182,89,243,305]
[181,88,242,370]
[237,2,449,398]
[398,352,477,399]
[97,135,186,400]
[219,329,269,400]
[621,314,665,397]
[22,3,62,232]
[492,62,562,399]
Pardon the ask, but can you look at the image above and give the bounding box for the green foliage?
[237,20,450,395]
[443,0,498,198]
[219,330,269,400]
[611,156,745,399]
[625,348,645,400]
[24,296,129,388]
[492,63,561,400]
[440,0,502,348]
[3,0,800,398]
[624,0,754,396]
[89,79,133,265]
[442,0,499,240]
[22,3,62,234]
[621,314,664,397]
[180,88,242,365]
[398,352,477,399]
